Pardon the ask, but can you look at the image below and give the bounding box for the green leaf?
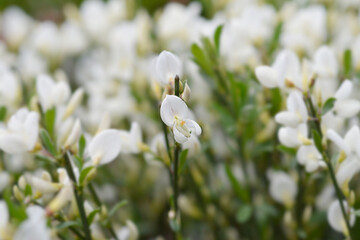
[24,184,32,197]
[236,204,253,223]
[270,88,282,115]
[191,43,213,76]
[44,107,56,139]
[276,145,297,156]
[312,130,323,153]
[56,221,81,230]
[108,200,128,218]
[79,166,94,185]
[225,164,249,202]
[87,209,100,225]
[268,21,283,55]
[73,156,83,171]
[0,106,7,121]
[213,24,223,54]
[321,97,336,115]
[344,49,352,78]
[178,149,189,174]
[78,135,86,158]
[40,128,57,156]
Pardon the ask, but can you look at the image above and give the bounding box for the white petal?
[313,46,338,78]
[36,74,55,112]
[327,200,355,234]
[344,126,360,156]
[160,95,188,126]
[336,158,360,186]
[88,129,122,165]
[287,91,308,121]
[326,129,350,156]
[184,119,201,135]
[129,122,142,153]
[173,127,189,144]
[24,111,39,150]
[272,49,300,87]
[275,111,301,128]
[278,127,301,148]
[64,119,82,148]
[334,99,360,118]
[254,66,279,88]
[0,200,9,229]
[155,51,182,86]
[0,133,28,154]
[334,80,352,101]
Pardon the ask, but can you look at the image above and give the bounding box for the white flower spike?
[160,95,201,144]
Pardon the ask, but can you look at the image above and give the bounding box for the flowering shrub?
[0,0,360,239]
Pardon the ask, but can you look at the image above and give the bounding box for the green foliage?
[321,98,336,115]
[236,204,253,223]
[344,49,352,78]
[0,106,7,121]
[40,128,58,157]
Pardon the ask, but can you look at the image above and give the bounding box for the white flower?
[313,46,338,79]
[154,51,183,86]
[327,200,355,235]
[63,119,82,149]
[278,123,309,148]
[14,206,51,240]
[255,49,300,88]
[326,125,360,158]
[88,129,122,165]
[36,74,70,112]
[275,91,308,127]
[0,171,10,193]
[332,80,360,118]
[0,108,39,154]
[1,7,32,49]
[160,95,201,144]
[268,170,297,207]
[296,145,325,172]
[119,122,142,154]
[182,134,201,157]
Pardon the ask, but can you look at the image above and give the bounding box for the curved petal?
[0,200,8,229]
[184,119,201,135]
[24,111,39,150]
[173,126,188,144]
[155,51,182,86]
[334,80,352,101]
[255,66,279,88]
[88,129,122,165]
[327,200,355,234]
[275,111,301,128]
[326,129,350,156]
[334,99,360,118]
[0,133,28,154]
[160,95,188,126]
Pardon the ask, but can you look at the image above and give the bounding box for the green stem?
[304,94,353,239]
[173,143,180,215]
[64,152,92,240]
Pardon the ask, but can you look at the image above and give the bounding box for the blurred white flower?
[119,122,142,154]
[268,170,297,207]
[0,65,21,110]
[296,145,325,172]
[327,125,360,158]
[14,206,51,240]
[88,129,122,165]
[0,108,39,154]
[278,123,309,148]
[327,200,355,235]
[0,171,10,193]
[1,7,33,49]
[255,49,300,88]
[116,220,139,240]
[275,91,308,127]
[331,80,360,118]
[36,74,70,112]
[160,95,201,144]
[154,51,183,86]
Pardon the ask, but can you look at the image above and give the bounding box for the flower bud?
[64,119,82,149]
[63,88,84,120]
[181,83,191,102]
